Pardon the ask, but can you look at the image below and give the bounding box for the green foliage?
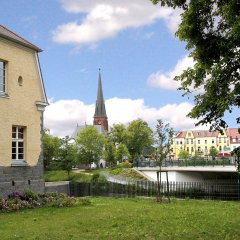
[91,173,107,183]
[179,158,230,167]
[209,146,218,160]
[58,136,78,180]
[42,128,61,169]
[1,198,240,239]
[22,189,39,201]
[151,0,240,131]
[76,126,105,165]
[118,161,132,168]
[103,140,116,166]
[107,123,128,145]
[231,146,240,174]
[0,191,78,213]
[127,119,154,160]
[114,143,130,162]
[44,170,92,182]
[178,149,189,159]
[155,119,174,164]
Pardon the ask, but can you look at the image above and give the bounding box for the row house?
[171,128,239,159]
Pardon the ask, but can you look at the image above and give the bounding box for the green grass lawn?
[1,197,240,240]
[44,168,146,183]
[44,170,92,182]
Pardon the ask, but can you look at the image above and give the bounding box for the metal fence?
[134,158,237,168]
[69,180,240,201]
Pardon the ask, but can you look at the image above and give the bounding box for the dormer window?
[0,60,6,94]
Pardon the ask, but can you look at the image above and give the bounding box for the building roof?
[175,129,223,139]
[71,124,105,139]
[229,128,240,138]
[0,25,42,52]
[192,130,219,138]
[94,69,107,118]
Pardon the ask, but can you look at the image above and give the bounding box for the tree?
[104,140,116,167]
[126,119,154,161]
[151,0,240,131]
[231,147,240,174]
[76,126,105,167]
[107,123,128,146]
[58,136,77,180]
[155,119,174,165]
[42,129,61,169]
[114,143,130,163]
[154,119,174,202]
[209,146,218,160]
[178,149,189,159]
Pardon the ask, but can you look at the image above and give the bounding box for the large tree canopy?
[151,0,240,131]
[76,126,105,165]
[127,119,154,160]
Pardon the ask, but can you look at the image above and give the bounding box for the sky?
[1,0,238,137]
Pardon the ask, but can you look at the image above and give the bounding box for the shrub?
[23,189,39,201]
[0,191,79,213]
[118,162,132,168]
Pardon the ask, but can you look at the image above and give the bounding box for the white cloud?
[148,55,195,90]
[52,0,182,46]
[44,97,196,137]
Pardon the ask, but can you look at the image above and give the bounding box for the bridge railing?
[134,157,237,168]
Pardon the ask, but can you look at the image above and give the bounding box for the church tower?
[93,69,108,132]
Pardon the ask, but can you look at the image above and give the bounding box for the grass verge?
[0,197,240,240]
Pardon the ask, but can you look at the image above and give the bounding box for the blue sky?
[2,0,238,136]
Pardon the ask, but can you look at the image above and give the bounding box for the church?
[72,69,108,138]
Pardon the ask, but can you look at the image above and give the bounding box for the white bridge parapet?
[135,166,238,182]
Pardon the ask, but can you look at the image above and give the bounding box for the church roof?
[94,69,107,117]
[0,25,42,52]
[71,124,106,139]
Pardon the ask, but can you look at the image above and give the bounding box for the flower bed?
[0,189,89,213]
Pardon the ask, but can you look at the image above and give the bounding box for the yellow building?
[0,25,48,198]
[171,129,232,159]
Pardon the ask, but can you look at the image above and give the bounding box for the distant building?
[72,70,108,168]
[0,25,48,198]
[72,69,108,139]
[171,128,239,159]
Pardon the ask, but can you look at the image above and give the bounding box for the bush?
[23,189,39,201]
[0,191,80,213]
[118,162,132,168]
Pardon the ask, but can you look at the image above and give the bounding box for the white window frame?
[0,60,6,94]
[12,126,27,166]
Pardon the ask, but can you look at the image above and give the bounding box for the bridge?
[134,159,238,182]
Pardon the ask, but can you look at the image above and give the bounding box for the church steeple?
[93,69,108,131]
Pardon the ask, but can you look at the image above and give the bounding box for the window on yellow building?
[12,126,25,161]
[186,139,189,144]
[212,140,214,144]
[191,139,193,144]
[205,140,207,144]
[0,60,6,94]
[198,140,200,144]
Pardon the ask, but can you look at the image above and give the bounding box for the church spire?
[94,68,107,117]
[93,69,108,131]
